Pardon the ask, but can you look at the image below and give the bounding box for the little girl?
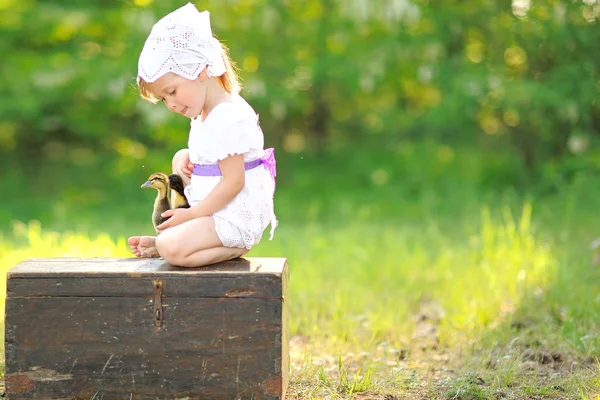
[128,3,277,267]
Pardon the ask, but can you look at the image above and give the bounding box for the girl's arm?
[156,154,244,231]
[178,149,194,178]
[189,154,245,218]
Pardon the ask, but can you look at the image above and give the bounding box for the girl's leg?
[180,246,249,266]
[128,236,247,266]
[130,216,249,267]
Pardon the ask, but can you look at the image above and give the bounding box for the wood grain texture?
[8,275,282,298]
[8,258,286,278]
[5,257,289,400]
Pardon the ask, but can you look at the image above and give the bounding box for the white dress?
[184,95,277,249]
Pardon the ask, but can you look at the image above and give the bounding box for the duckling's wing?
[172,193,190,209]
[153,196,171,231]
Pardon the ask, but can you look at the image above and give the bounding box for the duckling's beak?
[141,180,152,188]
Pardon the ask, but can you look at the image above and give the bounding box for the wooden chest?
[4,257,289,400]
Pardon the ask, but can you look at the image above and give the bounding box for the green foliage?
[0,0,598,176]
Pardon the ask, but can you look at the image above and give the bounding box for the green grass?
[2,142,600,398]
[2,208,598,398]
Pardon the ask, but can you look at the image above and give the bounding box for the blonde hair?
[138,41,241,103]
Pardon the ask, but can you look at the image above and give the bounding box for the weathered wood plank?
[281,259,290,398]
[8,275,283,298]
[8,257,286,278]
[6,296,287,399]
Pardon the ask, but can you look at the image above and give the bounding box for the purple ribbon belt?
[192,148,276,181]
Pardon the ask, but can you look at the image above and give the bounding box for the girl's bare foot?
[128,236,160,258]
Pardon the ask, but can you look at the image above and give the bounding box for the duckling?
[168,173,190,209]
[141,172,171,234]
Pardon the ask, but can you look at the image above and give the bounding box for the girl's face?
[146,70,208,119]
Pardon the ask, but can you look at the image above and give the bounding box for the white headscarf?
[137,3,227,84]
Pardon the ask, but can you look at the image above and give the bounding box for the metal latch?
[153,279,163,328]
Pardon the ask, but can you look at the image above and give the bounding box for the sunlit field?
[3,143,600,398]
[3,191,599,398]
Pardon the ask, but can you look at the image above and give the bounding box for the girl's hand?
[180,151,193,178]
[156,208,193,233]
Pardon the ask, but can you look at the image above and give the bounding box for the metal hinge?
[153,279,163,328]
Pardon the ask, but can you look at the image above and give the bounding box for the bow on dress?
[261,148,276,182]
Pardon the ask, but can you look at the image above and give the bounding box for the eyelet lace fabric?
[184,96,277,249]
[137,3,226,83]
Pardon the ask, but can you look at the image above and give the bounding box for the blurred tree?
[0,0,597,177]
